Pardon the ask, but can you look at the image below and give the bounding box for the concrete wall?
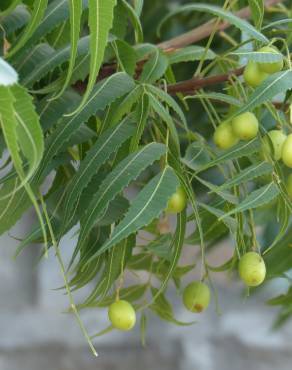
[1,218,292,370]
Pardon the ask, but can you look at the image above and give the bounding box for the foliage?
[0,0,292,354]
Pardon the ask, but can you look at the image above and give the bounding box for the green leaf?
[78,143,167,249]
[0,5,30,35]
[62,118,135,229]
[22,36,89,87]
[185,92,242,107]
[53,0,82,98]
[112,39,137,76]
[230,50,283,63]
[168,46,216,64]
[233,71,292,116]
[38,72,135,177]
[158,4,268,43]
[73,0,117,114]
[85,166,179,263]
[129,93,150,151]
[0,0,21,16]
[248,0,264,29]
[220,183,279,220]
[149,288,195,326]
[217,162,273,190]
[139,48,168,83]
[7,0,48,57]
[182,141,211,171]
[120,0,143,43]
[192,139,261,173]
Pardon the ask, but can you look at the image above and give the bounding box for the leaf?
[53,0,82,98]
[7,0,48,57]
[73,0,117,114]
[230,50,283,63]
[168,46,216,64]
[20,0,88,50]
[192,139,261,173]
[233,71,292,116]
[158,4,268,43]
[0,0,21,16]
[0,5,30,35]
[112,39,137,76]
[78,143,167,249]
[0,58,18,86]
[248,0,264,29]
[130,93,150,151]
[120,0,143,43]
[149,288,195,326]
[220,183,279,220]
[185,92,242,107]
[22,36,89,86]
[85,166,179,263]
[139,48,168,84]
[217,162,273,190]
[182,141,211,171]
[37,72,135,177]
[62,118,135,229]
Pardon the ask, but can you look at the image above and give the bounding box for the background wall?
[1,216,292,370]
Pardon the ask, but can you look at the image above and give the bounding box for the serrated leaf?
[1,5,30,35]
[85,166,179,263]
[112,39,137,76]
[73,0,117,114]
[139,48,168,83]
[168,46,216,64]
[120,0,143,43]
[7,0,48,57]
[37,72,135,177]
[185,92,242,107]
[220,183,279,220]
[217,162,273,190]
[193,139,261,173]
[78,143,167,250]
[248,0,264,29]
[233,71,292,116]
[182,141,211,171]
[158,4,268,43]
[22,36,89,86]
[230,50,283,63]
[62,118,135,229]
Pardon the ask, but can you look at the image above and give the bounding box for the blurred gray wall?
[1,216,292,370]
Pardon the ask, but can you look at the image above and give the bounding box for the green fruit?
[286,174,292,198]
[213,122,239,150]
[166,186,187,214]
[108,300,136,331]
[244,61,268,87]
[238,252,266,287]
[231,112,259,141]
[282,134,292,168]
[258,46,283,74]
[263,130,287,160]
[183,281,210,313]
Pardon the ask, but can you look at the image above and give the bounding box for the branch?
[157,0,283,51]
[167,67,244,94]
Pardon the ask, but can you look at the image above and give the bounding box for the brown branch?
[167,67,244,94]
[157,0,283,51]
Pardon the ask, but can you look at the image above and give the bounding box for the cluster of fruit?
[107,189,266,331]
[107,250,266,331]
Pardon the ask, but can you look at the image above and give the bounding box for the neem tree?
[0,0,292,355]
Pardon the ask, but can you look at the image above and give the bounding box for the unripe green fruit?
[231,112,259,141]
[213,122,238,150]
[286,174,292,198]
[263,130,287,160]
[258,46,283,74]
[166,186,187,214]
[243,61,268,88]
[108,300,136,331]
[238,252,266,287]
[183,281,210,313]
[282,134,292,168]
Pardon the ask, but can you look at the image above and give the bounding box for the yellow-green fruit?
[183,281,210,313]
[244,61,268,88]
[231,112,259,141]
[286,174,292,198]
[282,134,292,168]
[263,130,287,160]
[213,122,239,150]
[258,46,283,74]
[108,300,136,331]
[166,186,187,214]
[238,252,266,287]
